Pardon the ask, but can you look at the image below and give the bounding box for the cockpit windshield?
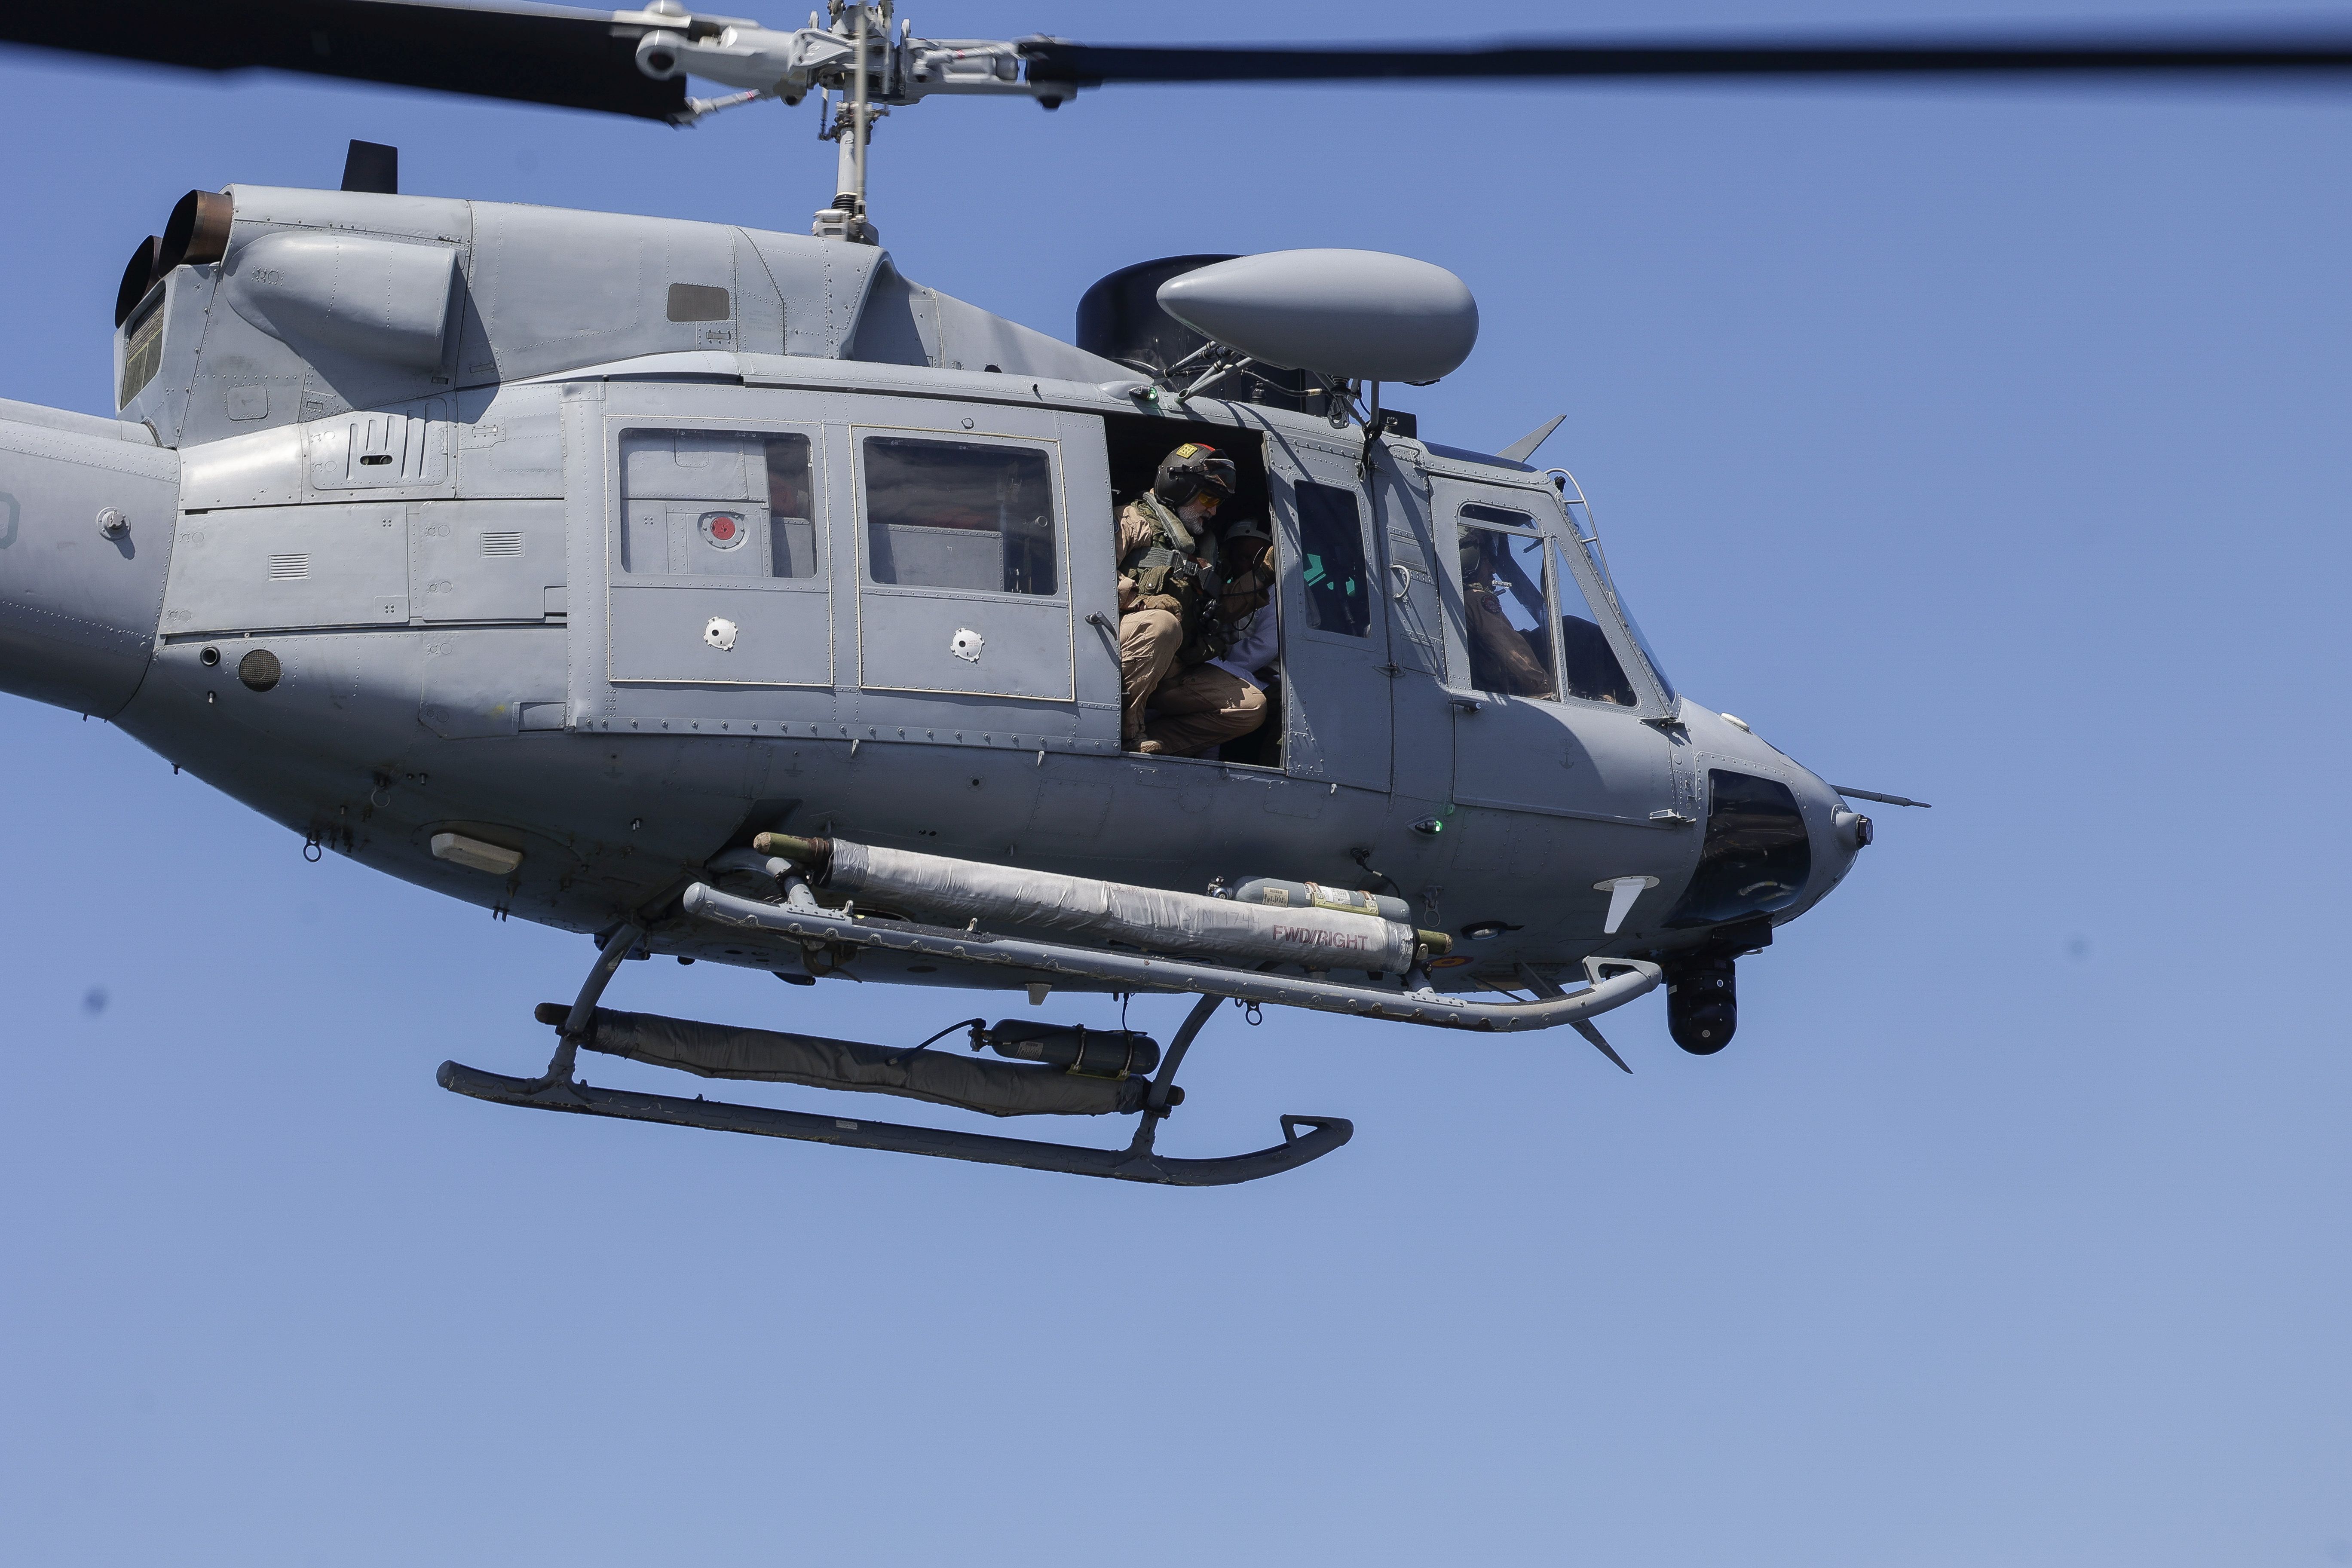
[1555,475,1675,702]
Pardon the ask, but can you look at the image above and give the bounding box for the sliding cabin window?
[619,429,816,580]
[862,437,1057,597]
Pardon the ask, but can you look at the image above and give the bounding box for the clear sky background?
[2,2,2348,1564]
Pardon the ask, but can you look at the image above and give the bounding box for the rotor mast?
[813,1,884,242]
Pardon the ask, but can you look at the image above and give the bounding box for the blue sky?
[2,3,2348,1564]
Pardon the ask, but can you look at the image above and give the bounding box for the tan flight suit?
[1120,607,1183,745]
[1116,495,1203,747]
[1144,662,1267,757]
[1144,540,1276,757]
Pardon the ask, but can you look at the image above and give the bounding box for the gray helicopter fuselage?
[0,185,1860,994]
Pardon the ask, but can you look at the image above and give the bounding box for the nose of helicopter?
[0,402,179,717]
[1807,778,1867,896]
[1689,706,1865,916]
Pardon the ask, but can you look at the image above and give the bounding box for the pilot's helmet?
[1221,517,1273,554]
[1153,443,1238,508]
[1220,519,1275,594]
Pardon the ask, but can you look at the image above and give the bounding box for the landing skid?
[436,1061,1351,1186]
[437,925,1351,1186]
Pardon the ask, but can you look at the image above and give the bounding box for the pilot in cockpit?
[1461,533,1557,700]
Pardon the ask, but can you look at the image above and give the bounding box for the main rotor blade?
[0,0,686,122]
[1023,31,2352,88]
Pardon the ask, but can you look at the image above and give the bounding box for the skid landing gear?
[436,1062,1351,1185]
[438,945,1352,1186]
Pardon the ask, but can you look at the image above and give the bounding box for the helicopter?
[1,1,2339,1187]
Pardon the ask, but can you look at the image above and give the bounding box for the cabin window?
[763,437,817,578]
[862,437,1057,596]
[119,290,166,408]
[665,283,731,323]
[1295,481,1370,637]
[618,429,816,579]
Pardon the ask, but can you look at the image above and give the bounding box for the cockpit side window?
[1456,499,1640,707]
[1458,504,1556,697]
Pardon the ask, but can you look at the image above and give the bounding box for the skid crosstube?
[437,1061,1351,1186]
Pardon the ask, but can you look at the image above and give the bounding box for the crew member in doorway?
[1118,443,1236,751]
[1144,518,1277,756]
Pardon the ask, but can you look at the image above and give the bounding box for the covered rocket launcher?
[751,833,1451,973]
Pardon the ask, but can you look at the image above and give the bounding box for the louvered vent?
[267,553,310,580]
[313,399,450,491]
[481,531,524,557]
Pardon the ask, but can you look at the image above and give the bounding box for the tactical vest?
[1119,495,1210,622]
[1177,548,1275,668]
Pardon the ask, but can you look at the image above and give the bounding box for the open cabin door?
[1265,438,1390,790]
